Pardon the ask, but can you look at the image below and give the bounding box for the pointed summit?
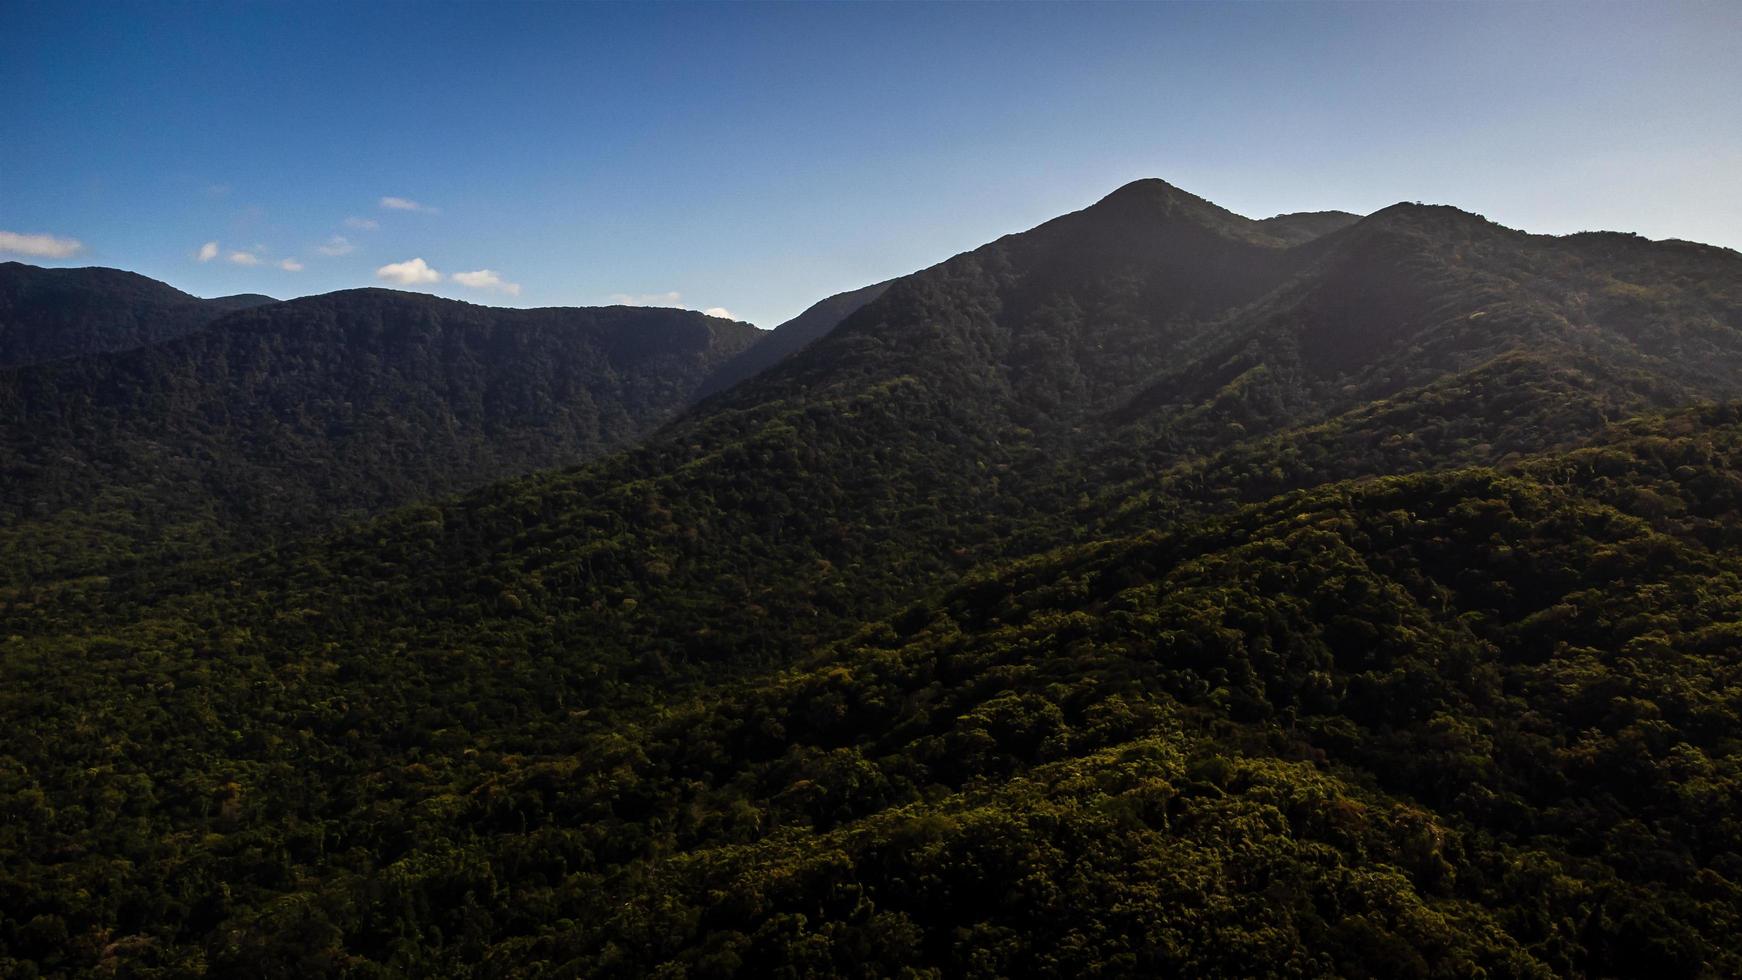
[1092,177,1204,208]
[1074,178,1290,245]
[1085,181,1364,248]
[1090,177,1240,219]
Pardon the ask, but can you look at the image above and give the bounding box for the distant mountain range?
[0,282,771,580]
[4,180,1742,977]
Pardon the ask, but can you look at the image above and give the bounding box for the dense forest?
[0,289,762,583]
[0,262,274,368]
[4,179,1742,977]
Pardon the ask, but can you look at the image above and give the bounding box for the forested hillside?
[3,180,1742,977]
[0,262,274,367]
[0,288,761,582]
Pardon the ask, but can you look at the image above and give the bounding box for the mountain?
[4,180,1742,977]
[1254,208,1362,245]
[0,287,761,581]
[1096,200,1742,494]
[0,261,275,367]
[694,278,894,400]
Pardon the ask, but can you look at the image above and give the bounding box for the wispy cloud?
[279,258,304,272]
[609,290,684,307]
[376,257,441,285]
[452,269,521,296]
[379,196,438,213]
[316,235,355,256]
[343,216,380,230]
[703,307,736,320]
[0,230,84,259]
[197,241,220,262]
[228,250,262,266]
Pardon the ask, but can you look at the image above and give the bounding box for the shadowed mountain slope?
[0,288,760,579]
[0,261,275,367]
[1254,208,1362,245]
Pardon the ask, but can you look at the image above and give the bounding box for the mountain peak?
[1362,200,1498,232]
[1078,178,1291,246]
[1090,178,1223,216]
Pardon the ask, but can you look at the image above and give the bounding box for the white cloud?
[316,235,355,256]
[379,196,438,213]
[376,257,441,285]
[343,216,380,230]
[0,230,84,259]
[703,307,736,320]
[452,269,521,296]
[608,291,684,307]
[279,258,304,272]
[197,241,220,262]
[228,251,261,266]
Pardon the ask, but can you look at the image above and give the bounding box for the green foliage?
[0,288,761,584]
[0,260,272,367]
[11,416,1742,975]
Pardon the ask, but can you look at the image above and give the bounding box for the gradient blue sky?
[3,1,1738,327]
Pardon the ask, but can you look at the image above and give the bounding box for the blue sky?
[3,1,1738,327]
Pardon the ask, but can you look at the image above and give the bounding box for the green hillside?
[0,288,761,583]
[0,261,275,368]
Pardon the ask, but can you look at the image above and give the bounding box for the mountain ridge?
[0,260,278,367]
[0,286,763,582]
[695,279,897,400]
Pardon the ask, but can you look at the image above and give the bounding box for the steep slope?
[724,179,1310,427]
[0,288,761,581]
[0,261,275,367]
[694,278,895,400]
[1109,204,1742,464]
[698,178,1313,416]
